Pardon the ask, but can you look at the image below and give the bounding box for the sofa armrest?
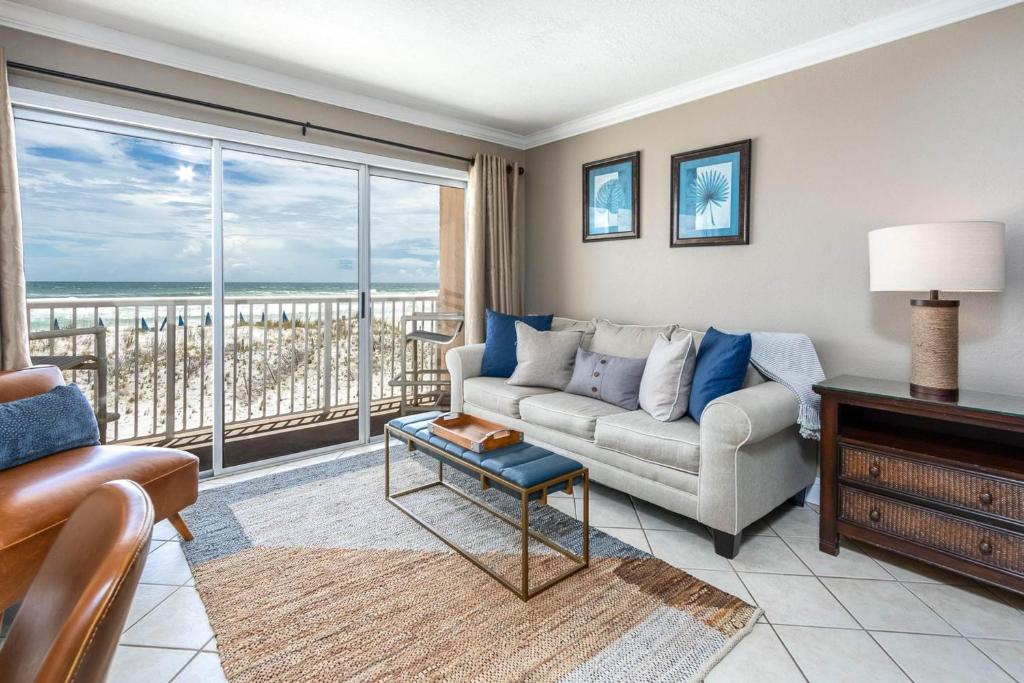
[700,381,799,449]
[445,343,485,412]
[698,381,813,536]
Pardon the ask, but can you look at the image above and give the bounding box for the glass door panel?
[221,148,360,467]
[14,118,215,470]
[369,175,464,436]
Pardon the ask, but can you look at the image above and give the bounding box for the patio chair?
[389,312,464,415]
[29,326,118,443]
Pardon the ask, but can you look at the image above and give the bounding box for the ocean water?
[26,281,440,332]
[27,281,437,299]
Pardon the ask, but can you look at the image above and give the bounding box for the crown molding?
[0,0,529,149]
[1,0,1017,152]
[522,0,1021,148]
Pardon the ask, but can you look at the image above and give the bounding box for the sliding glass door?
[14,117,217,469]
[219,147,361,468]
[369,174,465,436]
[13,105,466,476]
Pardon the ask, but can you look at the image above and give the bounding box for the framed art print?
[670,139,750,247]
[582,151,640,242]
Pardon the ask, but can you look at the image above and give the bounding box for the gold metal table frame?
[384,425,590,601]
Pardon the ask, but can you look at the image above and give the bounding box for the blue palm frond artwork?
[689,169,730,227]
[583,152,639,242]
[595,178,626,215]
[671,140,750,247]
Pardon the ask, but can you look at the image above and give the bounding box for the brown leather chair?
[0,480,153,683]
[0,366,199,610]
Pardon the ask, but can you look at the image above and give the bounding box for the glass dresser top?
[814,375,1024,420]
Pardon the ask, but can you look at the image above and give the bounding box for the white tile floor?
[103,444,1023,682]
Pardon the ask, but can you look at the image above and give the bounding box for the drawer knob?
[979,541,993,555]
[869,509,881,522]
[868,463,881,478]
[979,492,993,505]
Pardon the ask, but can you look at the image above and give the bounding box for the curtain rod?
[8,60,524,174]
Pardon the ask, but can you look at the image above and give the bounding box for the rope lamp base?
[910,297,959,402]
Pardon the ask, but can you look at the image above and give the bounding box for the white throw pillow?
[639,333,697,421]
[506,321,583,390]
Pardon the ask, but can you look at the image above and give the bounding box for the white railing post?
[165,303,176,440]
[322,300,333,414]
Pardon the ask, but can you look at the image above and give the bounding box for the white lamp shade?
[869,222,1005,292]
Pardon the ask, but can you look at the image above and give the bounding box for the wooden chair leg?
[167,513,194,542]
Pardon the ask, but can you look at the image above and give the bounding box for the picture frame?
[670,139,750,247]
[582,151,640,242]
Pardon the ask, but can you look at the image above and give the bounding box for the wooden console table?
[814,375,1024,594]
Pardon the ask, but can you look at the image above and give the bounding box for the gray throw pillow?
[639,333,697,421]
[506,321,583,390]
[589,319,677,358]
[565,347,647,410]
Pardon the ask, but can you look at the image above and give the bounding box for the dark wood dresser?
[814,375,1024,594]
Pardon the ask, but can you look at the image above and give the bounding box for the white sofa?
[445,318,818,557]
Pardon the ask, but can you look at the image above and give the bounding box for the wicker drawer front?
[841,445,1024,524]
[840,486,1024,575]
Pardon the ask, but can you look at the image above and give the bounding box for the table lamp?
[869,222,1005,401]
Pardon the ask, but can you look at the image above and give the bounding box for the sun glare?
[175,164,196,184]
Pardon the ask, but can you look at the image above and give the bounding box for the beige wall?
[0,27,524,169]
[524,6,1024,395]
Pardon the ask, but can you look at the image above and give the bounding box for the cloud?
[16,118,451,287]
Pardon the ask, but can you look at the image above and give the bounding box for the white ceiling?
[1,0,1017,147]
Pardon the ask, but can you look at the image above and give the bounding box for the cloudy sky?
[14,118,443,286]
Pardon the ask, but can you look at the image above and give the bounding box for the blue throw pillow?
[0,384,100,471]
[480,309,554,378]
[688,328,752,423]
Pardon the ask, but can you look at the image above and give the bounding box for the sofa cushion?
[480,309,554,378]
[0,384,100,471]
[689,327,752,423]
[590,319,677,358]
[463,377,555,418]
[565,347,647,410]
[507,322,583,390]
[552,317,597,349]
[595,410,701,475]
[519,391,627,440]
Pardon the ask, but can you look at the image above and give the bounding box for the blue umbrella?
[159,317,167,331]
[204,312,213,326]
[177,315,185,327]
[238,311,246,323]
[141,318,150,332]
[281,311,289,323]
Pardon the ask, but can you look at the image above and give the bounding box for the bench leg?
[520,492,530,600]
[168,513,194,542]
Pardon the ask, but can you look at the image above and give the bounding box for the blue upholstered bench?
[385,411,589,600]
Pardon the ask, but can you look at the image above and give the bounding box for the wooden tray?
[429,412,523,453]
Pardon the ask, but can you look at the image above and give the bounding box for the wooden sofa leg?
[168,513,194,542]
[712,530,742,559]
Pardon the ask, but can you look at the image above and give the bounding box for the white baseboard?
[806,476,821,506]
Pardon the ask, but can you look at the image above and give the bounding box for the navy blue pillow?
[480,309,554,378]
[0,384,100,471]
[688,328,752,423]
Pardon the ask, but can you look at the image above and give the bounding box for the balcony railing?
[27,294,443,446]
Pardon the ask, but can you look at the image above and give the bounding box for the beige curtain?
[0,49,31,370]
[465,153,521,344]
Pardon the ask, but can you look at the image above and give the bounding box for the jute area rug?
[181,445,761,682]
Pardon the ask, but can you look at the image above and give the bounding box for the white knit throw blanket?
[748,332,826,440]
